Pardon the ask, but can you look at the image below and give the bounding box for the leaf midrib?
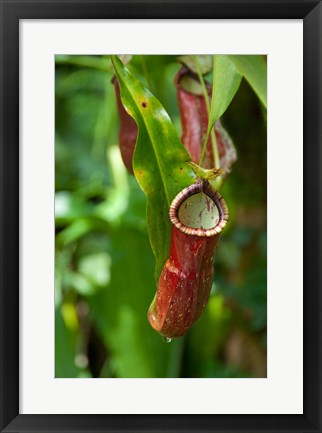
[118,70,172,206]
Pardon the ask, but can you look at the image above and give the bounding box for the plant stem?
[193,56,220,169]
[210,126,220,170]
[193,56,211,113]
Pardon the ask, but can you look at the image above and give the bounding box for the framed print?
[0,1,321,432]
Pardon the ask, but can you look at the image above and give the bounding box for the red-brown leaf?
[175,66,237,173]
[112,76,138,174]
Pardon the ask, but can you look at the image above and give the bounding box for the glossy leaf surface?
[227,55,267,108]
[112,56,193,279]
[209,55,242,126]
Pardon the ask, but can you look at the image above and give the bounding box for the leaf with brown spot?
[112,56,193,280]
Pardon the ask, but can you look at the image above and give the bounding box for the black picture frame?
[0,1,321,432]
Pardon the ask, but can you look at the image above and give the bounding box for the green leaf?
[55,55,112,72]
[227,55,267,108]
[209,55,242,125]
[111,55,193,279]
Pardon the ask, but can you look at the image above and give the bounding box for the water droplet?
[162,336,172,343]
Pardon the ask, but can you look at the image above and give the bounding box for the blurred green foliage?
[55,55,267,378]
